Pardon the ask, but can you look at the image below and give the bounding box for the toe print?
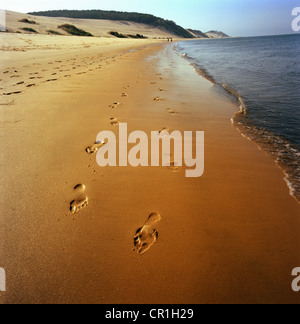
[70,197,89,214]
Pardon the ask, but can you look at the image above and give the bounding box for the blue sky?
[1,0,299,36]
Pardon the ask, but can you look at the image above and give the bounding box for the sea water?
[176,35,300,201]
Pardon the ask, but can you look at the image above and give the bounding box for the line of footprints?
[69,184,162,255]
[0,54,118,97]
[68,74,180,254]
[69,181,161,255]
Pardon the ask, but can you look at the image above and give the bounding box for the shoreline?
[1,36,300,304]
[175,42,300,204]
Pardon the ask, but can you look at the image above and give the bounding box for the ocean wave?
[233,111,300,203]
[191,63,216,85]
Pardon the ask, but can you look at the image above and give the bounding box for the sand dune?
[4,10,176,38]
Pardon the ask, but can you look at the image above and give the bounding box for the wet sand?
[0,35,300,304]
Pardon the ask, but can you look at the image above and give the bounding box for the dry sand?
[0,33,300,304]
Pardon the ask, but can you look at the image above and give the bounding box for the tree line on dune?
[28,10,196,38]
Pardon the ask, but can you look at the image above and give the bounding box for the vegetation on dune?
[47,30,62,35]
[21,27,38,33]
[58,24,93,37]
[109,31,148,39]
[19,18,37,24]
[29,10,195,38]
[128,34,148,39]
[109,31,128,38]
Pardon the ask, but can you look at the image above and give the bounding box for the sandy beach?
[0,32,300,304]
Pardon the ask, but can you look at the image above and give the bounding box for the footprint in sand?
[154,97,162,102]
[3,91,22,96]
[110,118,119,127]
[121,93,128,98]
[109,102,120,109]
[70,184,89,214]
[27,84,35,88]
[86,141,105,155]
[133,212,161,255]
